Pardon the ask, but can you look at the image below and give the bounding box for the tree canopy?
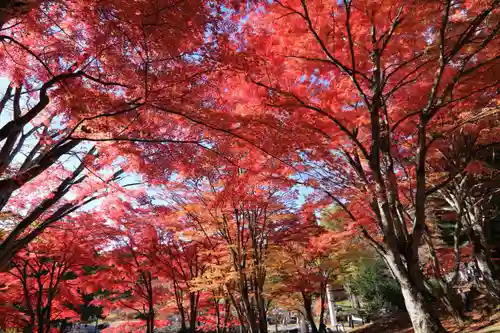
[0,1,498,333]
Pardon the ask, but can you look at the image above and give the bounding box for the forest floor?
[349,306,500,333]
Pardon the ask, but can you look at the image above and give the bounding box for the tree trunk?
[24,324,34,333]
[214,298,221,333]
[181,320,188,333]
[399,284,446,333]
[222,299,231,333]
[37,318,45,333]
[240,287,259,333]
[178,289,187,333]
[384,252,446,333]
[256,291,268,333]
[437,282,466,326]
[470,227,500,302]
[302,292,318,333]
[58,321,68,333]
[475,253,500,301]
[145,309,155,333]
[189,292,199,333]
[146,272,155,333]
[36,294,45,333]
[318,286,326,333]
[424,233,467,325]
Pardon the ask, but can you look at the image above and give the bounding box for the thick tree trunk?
[222,301,231,333]
[146,316,154,333]
[37,319,45,333]
[178,290,187,333]
[318,288,326,333]
[241,291,259,333]
[146,272,155,333]
[257,294,268,333]
[145,309,155,333]
[384,253,446,333]
[58,321,68,333]
[36,294,45,333]
[24,324,34,333]
[214,298,222,333]
[302,292,318,333]
[189,292,199,333]
[399,284,445,333]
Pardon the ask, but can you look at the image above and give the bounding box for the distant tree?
[346,258,405,320]
[0,224,99,333]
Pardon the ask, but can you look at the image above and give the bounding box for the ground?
[349,308,500,333]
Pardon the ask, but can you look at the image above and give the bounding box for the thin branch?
[324,190,386,254]
[301,0,370,104]
[0,35,54,74]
